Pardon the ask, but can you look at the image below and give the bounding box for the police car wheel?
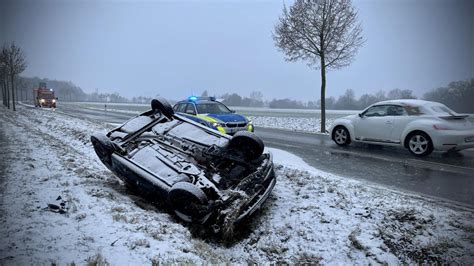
[151,97,174,119]
[228,131,264,161]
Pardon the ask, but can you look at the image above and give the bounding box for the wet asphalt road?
[49,104,474,207]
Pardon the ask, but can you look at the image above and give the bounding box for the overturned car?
[91,98,276,237]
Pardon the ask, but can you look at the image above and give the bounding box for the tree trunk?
[11,74,16,111]
[1,81,5,106]
[6,78,10,109]
[320,54,326,133]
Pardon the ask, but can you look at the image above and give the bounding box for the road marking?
[407,159,474,172]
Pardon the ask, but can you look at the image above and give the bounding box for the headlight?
[40,99,45,103]
[52,99,56,103]
[212,122,224,128]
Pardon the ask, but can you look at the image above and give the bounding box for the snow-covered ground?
[248,116,333,133]
[65,102,355,133]
[1,105,473,264]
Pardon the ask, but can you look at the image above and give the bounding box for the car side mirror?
[358,113,363,118]
[56,97,58,100]
[230,110,236,113]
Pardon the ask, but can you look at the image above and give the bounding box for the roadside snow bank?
[1,106,473,264]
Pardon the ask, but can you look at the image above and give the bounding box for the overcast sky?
[1,0,473,101]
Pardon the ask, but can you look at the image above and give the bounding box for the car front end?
[207,115,254,135]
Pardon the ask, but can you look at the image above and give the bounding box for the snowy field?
[64,102,358,133]
[1,105,473,264]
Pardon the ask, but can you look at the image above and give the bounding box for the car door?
[386,105,411,143]
[354,105,394,143]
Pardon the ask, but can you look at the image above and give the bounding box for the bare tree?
[0,51,9,108]
[274,0,364,132]
[2,43,27,111]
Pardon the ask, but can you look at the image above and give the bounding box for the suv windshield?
[196,102,231,114]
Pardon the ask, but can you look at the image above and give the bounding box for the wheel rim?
[335,128,348,144]
[409,135,428,154]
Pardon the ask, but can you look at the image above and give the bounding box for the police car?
[173,96,254,135]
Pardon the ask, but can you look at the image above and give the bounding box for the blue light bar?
[188,96,216,102]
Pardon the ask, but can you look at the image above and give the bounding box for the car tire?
[168,182,209,223]
[151,97,174,119]
[332,126,351,146]
[91,133,116,165]
[406,131,433,157]
[227,131,264,161]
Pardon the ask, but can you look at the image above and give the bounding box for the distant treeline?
[220,79,474,113]
[13,76,144,103]
[423,79,473,113]
[11,76,473,113]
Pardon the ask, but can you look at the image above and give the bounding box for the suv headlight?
[52,99,56,103]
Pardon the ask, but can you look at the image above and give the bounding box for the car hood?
[206,113,247,123]
[340,114,357,120]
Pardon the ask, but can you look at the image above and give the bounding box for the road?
[53,103,474,207]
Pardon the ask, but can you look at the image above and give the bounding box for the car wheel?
[227,131,264,161]
[151,97,174,119]
[333,126,351,146]
[407,132,433,156]
[168,182,210,223]
[91,133,116,165]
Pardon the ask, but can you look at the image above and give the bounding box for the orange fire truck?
[34,82,57,108]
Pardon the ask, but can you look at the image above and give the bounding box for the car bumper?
[223,124,254,135]
[233,152,275,223]
[431,130,474,151]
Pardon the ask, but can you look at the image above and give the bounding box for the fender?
[330,115,357,142]
[400,117,437,147]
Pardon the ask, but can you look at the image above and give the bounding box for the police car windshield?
[196,102,231,114]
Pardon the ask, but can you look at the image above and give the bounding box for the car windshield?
[196,102,231,114]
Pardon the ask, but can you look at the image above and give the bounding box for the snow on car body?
[330,99,474,156]
[91,98,276,236]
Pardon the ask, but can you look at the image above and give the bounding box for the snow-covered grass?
[1,105,473,264]
[63,102,355,133]
[249,116,334,133]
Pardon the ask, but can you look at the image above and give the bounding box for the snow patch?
[1,105,473,264]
